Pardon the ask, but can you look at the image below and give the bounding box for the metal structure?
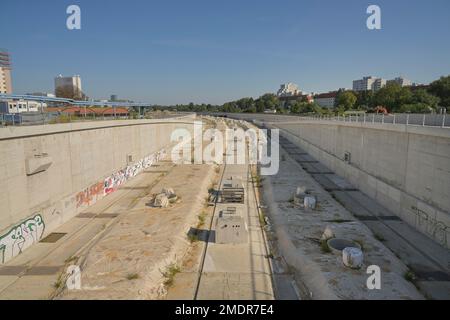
[306,112,449,128]
[215,207,248,244]
[0,93,154,108]
[220,177,245,203]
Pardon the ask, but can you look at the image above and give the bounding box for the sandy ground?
[262,146,424,300]
[59,163,215,299]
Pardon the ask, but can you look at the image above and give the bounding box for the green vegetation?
[53,277,64,289]
[49,114,74,124]
[64,255,79,264]
[164,75,450,115]
[320,239,332,254]
[252,174,264,187]
[188,232,199,243]
[336,91,357,110]
[354,239,365,251]
[374,233,386,242]
[429,75,450,107]
[404,270,417,283]
[197,211,206,228]
[126,273,140,280]
[162,264,181,287]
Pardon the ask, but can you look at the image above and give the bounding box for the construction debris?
[151,188,178,207]
[220,177,245,203]
[321,226,336,241]
[163,188,175,196]
[342,247,364,269]
[154,193,169,208]
[304,196,317,209]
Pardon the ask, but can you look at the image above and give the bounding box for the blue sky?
[1,0,450,104]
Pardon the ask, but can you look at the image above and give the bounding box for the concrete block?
[304,196,316,209]
[342,247,364,269]
[154,194,169,208]
[215,207,248,244]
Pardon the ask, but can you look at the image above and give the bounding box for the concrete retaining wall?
[0,116,196,263]
[271,121,450,249]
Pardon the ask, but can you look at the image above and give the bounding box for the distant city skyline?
[1,0,450,104]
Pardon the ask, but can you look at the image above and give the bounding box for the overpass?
[0,93,155,108]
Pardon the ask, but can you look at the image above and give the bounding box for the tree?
[399,103,433,114]
[411,89,440,109]
[356,90,375,109]
[336,91,357,110]
[373,83,412,112]
[255,99,265,113]
[429,75,450,107]
[256,93,279,110]
[236,97,255,112]
[290,101,301,114]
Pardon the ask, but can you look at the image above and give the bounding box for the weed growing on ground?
[126,273,139,280]
[163,264,181,287]
[320,240,332,254]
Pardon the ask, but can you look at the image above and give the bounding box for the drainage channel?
[279,134,450,299]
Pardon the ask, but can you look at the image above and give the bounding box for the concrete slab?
[196,273,273,300]
[60,164,215,300]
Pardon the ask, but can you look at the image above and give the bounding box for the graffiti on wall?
[76,149,166,207]
[104,150,165,194]
[76,181,104,208]
[0,150,166,264]
[413,206,449,247]
[0,214,45,264]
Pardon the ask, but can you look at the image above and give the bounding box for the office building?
[353,76,386,92]
[387,77,412,87]
[277,83,301,97]
[55,75,83,99]
[0,49,12,94]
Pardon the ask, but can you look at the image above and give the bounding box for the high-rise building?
[387,77,412,87]
[353,76,386,92]
[277,83,301,97]
[54,75,83,99]
[0,49,12,94]
[372,78,387,91]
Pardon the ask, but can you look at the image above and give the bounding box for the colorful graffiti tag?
[76,181,104,208]
[104,150,165,195]
[76,149,166,207]
[0,150,166,264]
[0,214,45,264]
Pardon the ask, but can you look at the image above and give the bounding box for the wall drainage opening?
[40,233,67,243]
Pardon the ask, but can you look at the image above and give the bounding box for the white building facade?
[353,76,386,92]
[314,92,337,109]
[0,100,46,113]
[55,75,82,98]
[277,83,301,97]
[387,77,412,87]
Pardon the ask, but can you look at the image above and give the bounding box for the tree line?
[166,75,450,115]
